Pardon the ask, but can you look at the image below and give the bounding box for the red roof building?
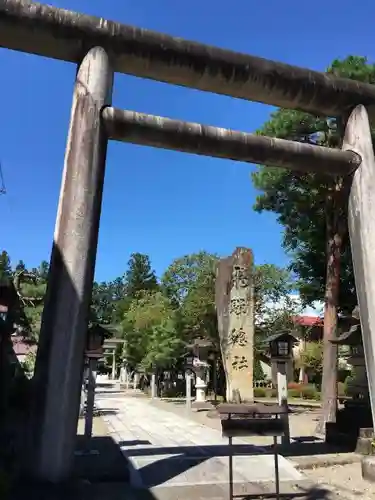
[292,315,324,342]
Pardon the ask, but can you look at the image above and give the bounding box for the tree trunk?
[316,182,345,435]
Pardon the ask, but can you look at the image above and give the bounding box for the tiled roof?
[292,315,323,327]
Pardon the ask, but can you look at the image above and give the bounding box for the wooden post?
[345,104,375,426]
[29,47,113,483]
[277,362,290,446]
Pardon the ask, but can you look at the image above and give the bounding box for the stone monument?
[215,247,254,402]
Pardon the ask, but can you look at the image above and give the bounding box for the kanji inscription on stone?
[231,265,249,289]
[229,297,248,316]
[216,247,254,402]
[228,327,247,347]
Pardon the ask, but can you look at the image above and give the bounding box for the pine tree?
[125,253,158,299]
[15,260,26,272]
[0,250,12,283]
[38,260,49,280]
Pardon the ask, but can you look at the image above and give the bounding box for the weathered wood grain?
[1,1,375,116]
[30,46,113,483]
[345,104,375,427]
[102,107,360,175]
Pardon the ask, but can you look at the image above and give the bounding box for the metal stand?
[228,436,233,500]
[220,405,283,500]
[227,430,280,500]
[273,435,280,500]
[228,413,233,500]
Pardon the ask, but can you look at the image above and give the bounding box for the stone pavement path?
[96,393,303,492]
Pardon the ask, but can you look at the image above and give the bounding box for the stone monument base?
[356,428,375,455]
[326,399,373,452]
[362,456,375,482]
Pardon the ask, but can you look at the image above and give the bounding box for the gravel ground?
[304,463,375,500]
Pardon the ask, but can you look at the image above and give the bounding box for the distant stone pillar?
[150,372,158,399]
[111,350,116,380]
[195,367,207,402]
[216,248,254,402]
[29,47,113,483]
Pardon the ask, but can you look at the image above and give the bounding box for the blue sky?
[0,0,373,282]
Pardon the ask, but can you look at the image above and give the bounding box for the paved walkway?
[96,393,303,492]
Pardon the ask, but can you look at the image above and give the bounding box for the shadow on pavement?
[125,442,263,458]
[8,437,339,500]
[121,439,351,460]
[266,440,354,458]
[74,435,129,483]
[9,436,131,500]
[119,439,354,491]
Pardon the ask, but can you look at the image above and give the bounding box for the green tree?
[15,260,26,272]
[296,341,324,380]
[125,253,158,299]
[253,264,297,342]
[253,357,265,381]
[122,290,182,371]
[252,55,375,432]
[90,281,116,325]
[15,269,46,342]
[38,260,49,280]
[162,251,219,344]
[0,250,12,282]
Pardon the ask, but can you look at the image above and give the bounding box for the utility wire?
[0,162,6,194]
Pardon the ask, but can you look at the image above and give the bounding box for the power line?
[0,162,6,194]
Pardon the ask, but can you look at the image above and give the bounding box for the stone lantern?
[263,331,297,445]
[266,332,295,359]
[263,332,296,387]
[186,338,213,403]
[327,307,372,448]
[86,324,105,355]
[81,324,106,442]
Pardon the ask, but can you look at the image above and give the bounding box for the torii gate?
[1,0,375,483]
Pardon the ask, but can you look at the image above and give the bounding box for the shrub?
[301,385,318,400]
[286,384,318,400]
[288,388,302,398]
[160,387,185,398]
[253,358,265,381]
[254,387,266,398]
